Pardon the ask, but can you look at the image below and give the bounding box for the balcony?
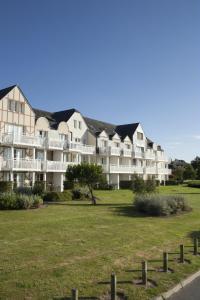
[66,142,95,154]
[110,164,144,174]
[98,147,110,156]
[145,150,155,160]
[47,139,64,150]
[1,159,42,171]
[45,161,77,172]
[133,151,144,159]
[157,168,171,175]
[122,149,132,157]
[145,167,157,174]
[0,133,45,148]
[110,147,121,156]
[156,152,168,162]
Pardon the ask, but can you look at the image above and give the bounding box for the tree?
[66,163,104,205]
[191,157,200,179]
[183,164,196,180]
[132,175,146,194]
[172,166,184,183]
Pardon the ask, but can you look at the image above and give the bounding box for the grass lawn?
[1,186,200,299]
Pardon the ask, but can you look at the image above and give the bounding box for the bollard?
[194,238,198,255]
[142,260,147,286]
[111,273,117,300]
[72,288,78,300]
[180,244,184,263]
[163,252,168,272]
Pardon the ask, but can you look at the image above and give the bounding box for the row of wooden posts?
[70,238,199,300]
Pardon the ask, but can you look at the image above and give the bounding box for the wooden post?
[111,273,117,300]
[142,260,147,286]
[163,252,168,272]
[194,238,198,255]
[72,288,78,300]
[180,244,184,263]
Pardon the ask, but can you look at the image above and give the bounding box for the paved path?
[169,276,200,300]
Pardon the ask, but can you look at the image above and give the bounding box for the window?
[8,99,24,113]
[59,134,67,141]
[78,121,82,129]
[75,138,80,142]
[39,130,47,138]
[137,132,143,140]
[74,120,77,128]
[115,142,120,148]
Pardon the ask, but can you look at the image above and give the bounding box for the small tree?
[191,157,200,179]
[66,163,104,205]
[173,167,184,183]
[132,175,146,194]
[183,164,196,180]
[145,177,157,193]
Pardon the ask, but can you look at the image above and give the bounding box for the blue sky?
[0,0,199,162]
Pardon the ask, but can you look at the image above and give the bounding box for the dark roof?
[84,117,140,141]
[84,117,116,136]
[0,85,16,100]
[115,123,139,141]
[53,109,79,123]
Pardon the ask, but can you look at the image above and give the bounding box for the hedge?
[120,181,132,189]
[187,180,200,188]
[0,193,43,210]
[43,190,72,202]
[0,181,13,192]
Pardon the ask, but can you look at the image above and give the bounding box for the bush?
[187,180,200,188]
[71,187,89,200]
[0,193,43,210]
[63,181,74,190]
[15,186,33,195]
[33,181,45,195]
[120,181,132,189]
[94,183,114,190]
[134,194,191,216]
[0,181,13,193]
[132,176,146,194]
[165,180,179,186]
[43,190,72,202]
[145,178,157,193]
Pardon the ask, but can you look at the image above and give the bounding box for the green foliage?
[15,186,33,195]
[165,180,179,186]
[0,181,13,193]
[71,187,89,200]
[0,193,43,210]
[63,180,74,190]
[132,176,157,194]
[172,166,184,183]
[145,178,157,193]
[191,157,200,179]
[33,181,45,195]
[43,191,72,202]
[119,181,133,189]
[134,194,191,216]
[187,180,200,188]
[66,163,104,204]
[183,164,196,180]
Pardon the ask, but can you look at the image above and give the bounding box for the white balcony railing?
[98,147,110,155]
[157,168,171,175]
[110,147,121,156]
[0,133,44,147]
[122,149,132,157]
[45,161,77,172]
[133,151,144,159]
[47,139,64,150]
[145,151,155,160]
[66,142,95,154]
[110,164,144,174]
[145,167,157,174]
[156,152,168,162]
[1,159,42,171]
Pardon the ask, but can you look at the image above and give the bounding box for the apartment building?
[0,85,170,191]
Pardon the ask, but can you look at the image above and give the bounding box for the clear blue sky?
[0,0,199,162]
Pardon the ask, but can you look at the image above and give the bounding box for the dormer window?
[8,99,24,113]
[78,121,82,129]
[137,132,143,140]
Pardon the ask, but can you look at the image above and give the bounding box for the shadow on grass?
[54,297,98,300]
[188,231,200,240]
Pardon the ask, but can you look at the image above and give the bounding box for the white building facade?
[0,85,171,191]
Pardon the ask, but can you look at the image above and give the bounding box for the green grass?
[1,186,200,299]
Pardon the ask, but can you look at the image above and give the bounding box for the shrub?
[15,186,33,195]
[165,180,179,186]
[43,191,72,202]
[187,180,200,188]
[132,176,146,194]
[145,178,157,193]
[94,183,114,190]
[33,181,45,195]
[120,181,132,189]
[71,187,89,200]
[0,193,43,210]
[63,181,74,190]
[0,181,13,193]
[134,194,191,216]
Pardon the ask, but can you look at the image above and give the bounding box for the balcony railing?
[66,142,95,154]
[47,139,64,150]
[1,159,42,171]
[145,151,155,160]
[122,149,132,157]
[157,168,171,175]
[145,167,157,174]
[133,151,144,159]
[110,164,144,174]
[156,152,168,162]
[0,133,44,147]
[45,161,77,172]
[98,147,110,155]
[110,147,121,156]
